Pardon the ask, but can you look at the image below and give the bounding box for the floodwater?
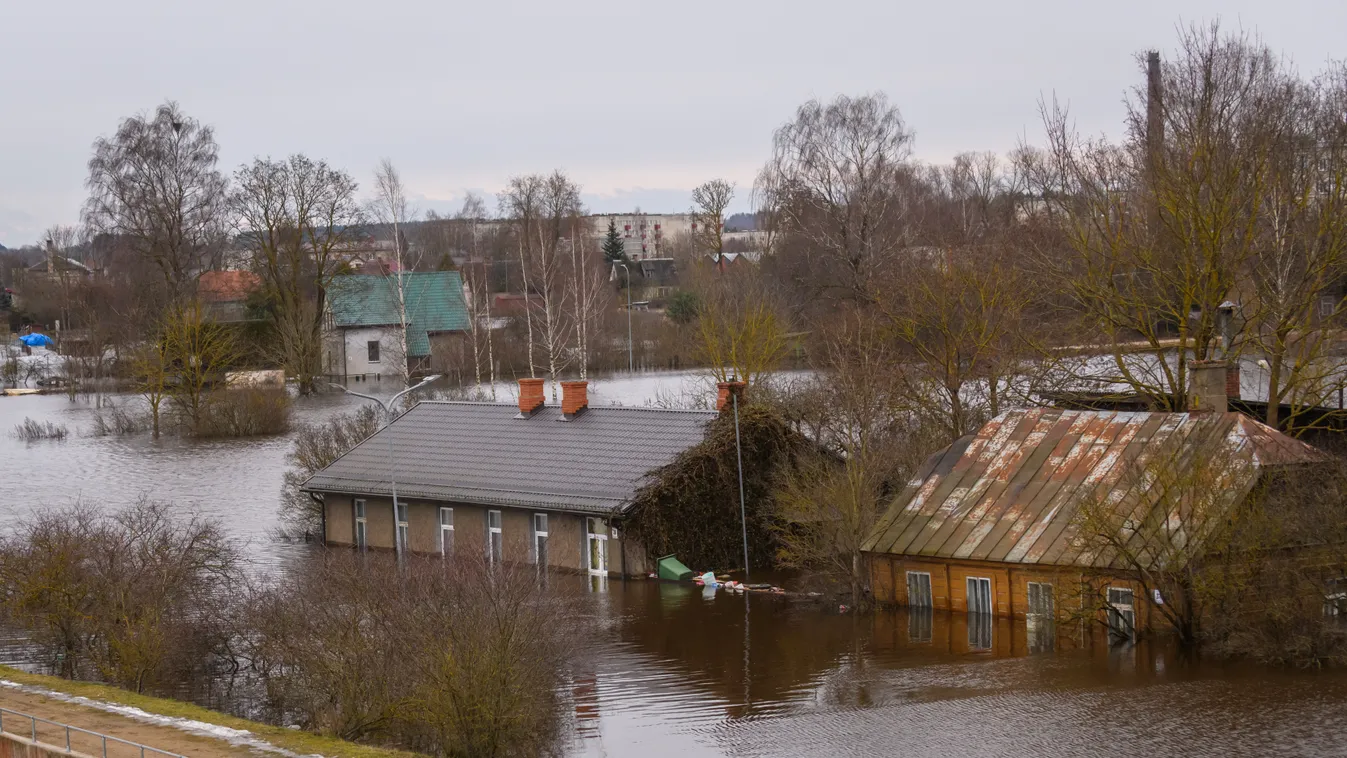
[4,376,1347,757]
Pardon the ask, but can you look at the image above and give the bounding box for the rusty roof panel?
[863,409,1323,569]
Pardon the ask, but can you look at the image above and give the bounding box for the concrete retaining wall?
[0,731,84,758]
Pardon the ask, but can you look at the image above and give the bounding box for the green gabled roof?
[328,271,469,357]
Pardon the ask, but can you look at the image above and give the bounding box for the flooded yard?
[3,376,1347,757]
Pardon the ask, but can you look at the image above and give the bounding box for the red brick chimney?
[518,378,545,416]
[716,380,747,413]
[561,380,588,418]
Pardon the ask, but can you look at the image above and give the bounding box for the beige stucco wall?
[318,493,643,576]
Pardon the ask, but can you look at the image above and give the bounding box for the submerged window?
[488,510,503,565]
[439,507,454,557]
[967,577,992,615]
[533,513,549,567]
[1027,582,1054,616]
[907,571,933,608]
[396,503,409,553]
[354,499,367,551]
[1107,587,1136,641]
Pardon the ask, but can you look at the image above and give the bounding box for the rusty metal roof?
[861,409,1325,568]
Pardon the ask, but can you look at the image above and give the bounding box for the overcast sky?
[3,0,1346,246]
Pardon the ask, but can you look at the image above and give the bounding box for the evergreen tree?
[602,219,628,262]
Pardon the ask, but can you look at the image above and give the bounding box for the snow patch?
[0,679,322,757]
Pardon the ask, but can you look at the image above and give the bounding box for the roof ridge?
[416,399,717,414]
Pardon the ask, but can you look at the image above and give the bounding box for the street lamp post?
[617,262,633,372]
[732,382,749,582]
[328,375,440,559]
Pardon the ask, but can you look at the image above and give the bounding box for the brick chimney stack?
[561,380,588,419]
[1188,360,1229,413]
[518,378,545,417]
[716,380,747,413]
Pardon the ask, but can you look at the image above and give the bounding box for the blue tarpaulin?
[19,334,54,347]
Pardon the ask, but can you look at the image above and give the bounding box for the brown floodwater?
[3,384,1347,757]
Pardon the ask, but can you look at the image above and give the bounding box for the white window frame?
[967,576,992,615]
[396,502,409,554]
[1107,586,1136,640]
[439,507,454,557]
[1027,581,1054,616]
[487,510,503,566]
[586,517,608,576]
[907,571,933,608]
[533,513,549,567]
[353,498,367,551]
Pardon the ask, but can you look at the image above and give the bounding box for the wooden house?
[861,403,1325,632]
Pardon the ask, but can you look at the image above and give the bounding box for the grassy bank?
[0,665,418,758]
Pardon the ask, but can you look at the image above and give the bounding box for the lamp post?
[328,374,440,559]
[617,262,633,372]
[732,381,749,581]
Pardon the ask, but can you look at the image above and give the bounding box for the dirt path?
[0,684,269,758]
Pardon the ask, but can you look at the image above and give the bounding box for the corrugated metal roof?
[327,271,469,357]
[861,409,1325,568]
[303,401,718,514]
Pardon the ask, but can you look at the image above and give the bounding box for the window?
[487,510,503,566]
[1107,587,1136,641]
[439,507,454,557]
[968,610,993,651]
[586,517,608,576]
[908,606,933,643]
[533,513,549,567]
[1027,582,1054,616]
[354,499,367,551]
[967,577,992,615]
[1321,295,1337,318]
[907,571,933,608]
[396,503,409,554]
[1325,578,1347,617]
[367,340,381,363]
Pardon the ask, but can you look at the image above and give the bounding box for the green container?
[657,554,694,582]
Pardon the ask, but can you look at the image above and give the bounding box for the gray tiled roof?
[303,401,718,514]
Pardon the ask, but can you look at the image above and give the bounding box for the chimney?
[716,380,747,413]
[1226,362,1241,404]
[517,378,545,417]
[1188,360,1229,413]
[561,380,588,419]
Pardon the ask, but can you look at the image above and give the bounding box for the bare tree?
[690,179,735,256]
[500,172,584,397]
[1033,24,1300,410]
[84,101,228,305]
[368,159,422,384]
[232,155,363,394]
[755,93,918,304]
[455,193,499,396]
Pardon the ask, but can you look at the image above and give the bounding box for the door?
[587,517,608,576]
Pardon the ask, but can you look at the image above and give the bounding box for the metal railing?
[0,705,186,758]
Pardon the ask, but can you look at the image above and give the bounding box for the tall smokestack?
[1146,51,1164,175]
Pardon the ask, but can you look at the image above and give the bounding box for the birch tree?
[370,159,420,385]
[500,172,584,397]
[457,193,498,397]
[84,101,228,306]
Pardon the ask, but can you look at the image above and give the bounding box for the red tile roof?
[198,270,261,303]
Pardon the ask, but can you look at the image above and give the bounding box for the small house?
[323,271,469,380]
[862,400,1325,628]
[302,378,720,576]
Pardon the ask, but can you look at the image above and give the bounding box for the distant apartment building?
[587,212,708,260]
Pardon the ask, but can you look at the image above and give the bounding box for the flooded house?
[322,270,470,381]
[302,378,721,576]
[862,366,1326,630]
